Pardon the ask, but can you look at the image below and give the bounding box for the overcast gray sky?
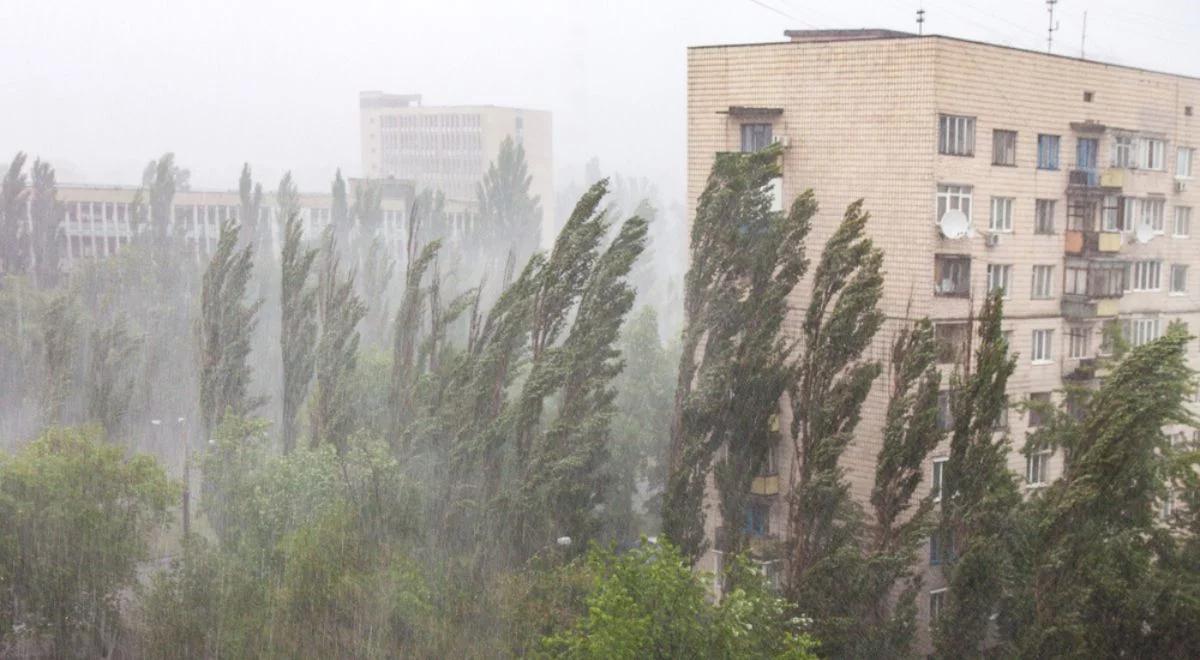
[3,0,1197,205]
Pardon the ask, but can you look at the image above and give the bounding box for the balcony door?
[1077,138,1099,178]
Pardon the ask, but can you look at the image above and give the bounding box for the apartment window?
[1031,265,1055,299]
[932,457,947,502]
[1179,147,1195,178]
[930,529,954,566]
[992,129,1017,166]
[1026,451,1050,486]
[1113,135,1135,168]
[937,391,954,431]
[1142,138,1166,170]
[1037,134,1060,170]
[1102,195,1121,231]
[1065,264,1087,296]
[740,123,773,152]
[930,590,947,623]
[986,264,1011,297]
[1083,91,1095,103]
[1035,199,1056,234]
[1142,198,1166,233]
[1068,326,1091,358]
[1123,318,1162,347]
[935,322,970,364]
[935,255,971,297]
[1128,260,1162,292]
[1120,197,1138,231]
[989,197,1014,232]
[1028,392,1052,428]
[1170,264,1189,294]
[1032,329,1054,363]
[1175,207,1192,237]
[744,500,770,536]
[936,184,973,223]
[939,114,975,156]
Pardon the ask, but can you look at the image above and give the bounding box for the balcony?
[1063,357,1097,382]
[1062,259,1124,320]
[1064,229,1123,257]
[1067,168,1124,192]
[750,474,780,496]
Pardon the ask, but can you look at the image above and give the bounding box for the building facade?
[688,29,1199,647]
[54,180,414,267]
[359,91,555,244]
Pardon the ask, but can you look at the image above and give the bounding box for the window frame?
[932,457,947,503]
[1067,325,1092,359]
[992,129,1017,166]
[936,184,973,224]
[938,114,976,157]
[986,263,1012,298]
[1170,264,1189,295]
[1179,147,1195,179]
[1175,206,1192,238]
[1037,134,1061,170]
[989,196,1014,232]
[1128,260,1163,292]
[740,123,773,153]
[1026,450,1051,487]
[1031,329,1054,364]
[1031,264,1056,299]
[934,254,971,297]
[1035,199,1056,234]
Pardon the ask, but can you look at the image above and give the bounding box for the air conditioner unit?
[985,232,1001,247]
[772,135,790,148]
[1176,180,1189,193]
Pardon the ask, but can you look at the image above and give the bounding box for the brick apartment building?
[688,29,1199,646]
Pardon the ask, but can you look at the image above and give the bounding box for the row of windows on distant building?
[938,114,1195,177]
[935,258,1191,299]
[936,184,1192,235]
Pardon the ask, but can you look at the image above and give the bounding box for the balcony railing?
[1065,229,1123,256]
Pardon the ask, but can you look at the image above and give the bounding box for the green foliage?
[280,211,318,453]
[541,542,817,659]
[934,291,1021,658]
[310,231,367,452]
[1010,325,1199,657]
[0,152,30,275]
[475,135,543,263]
[40,293,79,426]
[28,159,63,288]
[664,145,812,562]
[0,427,175,656]
[86,315,140,438]
[197,218,263,439]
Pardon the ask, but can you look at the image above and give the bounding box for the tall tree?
[933,291,1021,658]
[198,219,263,440]
[86,315,140,439]
[1015,325,1196,657]
[239,163,264,248]
[352,179,383,233]
[517,210,648,554]
[331,168,349,241]
[40,294,79,426]
[662,145,812,563]
[279,212,318,454]
[784,200,885,634]
[143,153,178,250]
[277,172,300,233]
[28,158,64,288]
[309,231,367,453]
[475,135,542,264]
[0,152,29,275]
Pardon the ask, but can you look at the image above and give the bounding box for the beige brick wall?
[689,34,1200,650]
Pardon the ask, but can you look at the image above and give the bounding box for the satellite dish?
[1134,223,1155,244]
[938,209,970,239]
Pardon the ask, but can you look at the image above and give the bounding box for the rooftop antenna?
[916,7,926,36]
[1080,10,1088,58]
[1046,0,1060,53]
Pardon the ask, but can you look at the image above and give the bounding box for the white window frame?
[1128,260,1162,292]
[1179,147,1195,179]
[989,197,1014,232]
[1068,326,1091,359]
[1175,207,1192,238]
[1035,199,1056,234]
[930,589,947,624]
[1113,134,1135,168]
[1032,329,1054,363]
[939,114,976,156]
[1142,198,1166,234]
[1031,265,1055,299]
[1124,318,1161,347]
[1141,138,1166,171]
[987,263,1012,297]
[1170,264,1188,295]
[1026,450,1050,487]
[932,457,947,503]
[1037,134,1061,170]
[936,184,973,223]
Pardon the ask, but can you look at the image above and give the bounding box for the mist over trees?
[1,141,1199,659]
